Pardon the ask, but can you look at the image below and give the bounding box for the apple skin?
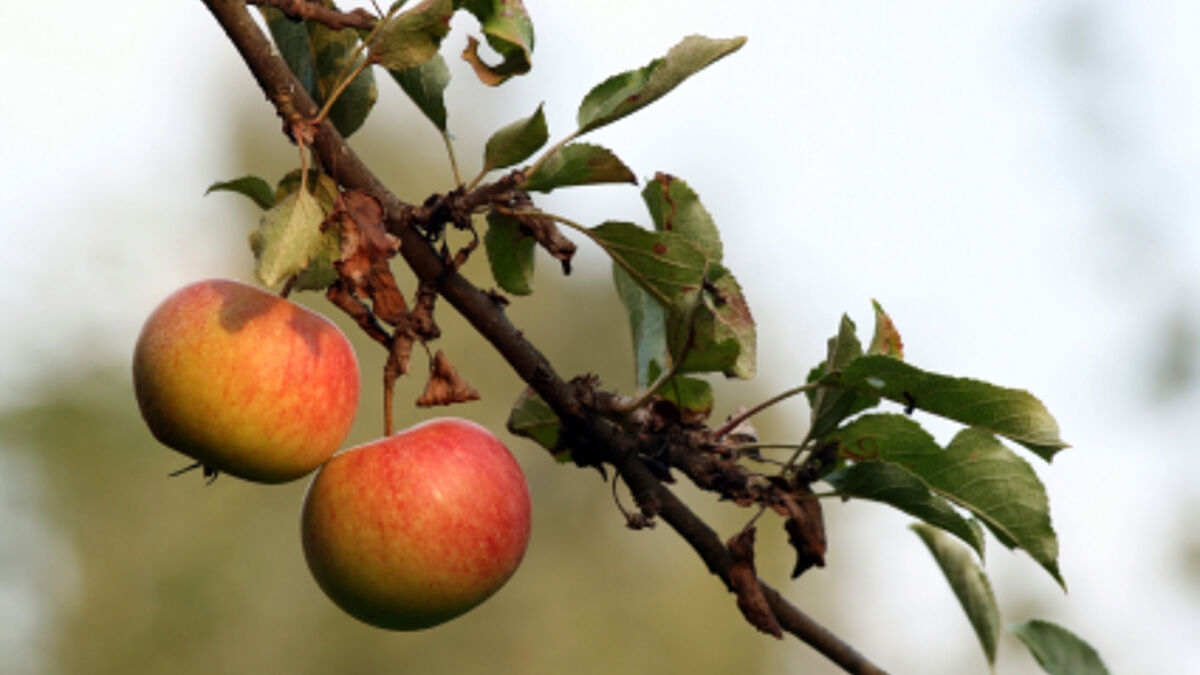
[133,278,360,483]
[301,418,532,630]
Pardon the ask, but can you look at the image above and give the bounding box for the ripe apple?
[301,418,532,630]
[133,278,360,483]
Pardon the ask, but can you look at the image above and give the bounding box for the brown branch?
[201,3,888,673]
[248,0,376,31]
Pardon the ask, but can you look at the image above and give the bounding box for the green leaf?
[261,7,318,96]
[807,316,879,440]
[1010,620,1111,675]
[642,173,722,260]
[483,104,549,173]
[457,0,535,85]
[261,3,377,138]
[388,53,451,131]
[821,354,1068,460]
[206,176,275,210]
[589,222,752,379]
[825,463,984,557]
[613,264,668,388]
[868,299,904,358]
[521,143,636,193]
[274,170,341,211]
[484,210,535,295]
[646,360,714,419]
[576,35,746,136]
[911,524,1001,667]
[676,262,755,378]
[506,387,567,461]
[587,220,707,305]
[370,0,453,72]
[250,189,329,288]
[834,414,1064,587]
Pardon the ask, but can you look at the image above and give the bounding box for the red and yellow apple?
[301,417,532,630]
[133,278,360,483]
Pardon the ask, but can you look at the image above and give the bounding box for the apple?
[301,417,532,630]
[133,278,360,483]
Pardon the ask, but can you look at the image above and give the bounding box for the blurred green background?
[5,2,1200,674]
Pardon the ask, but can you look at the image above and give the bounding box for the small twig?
[713,382,818,440]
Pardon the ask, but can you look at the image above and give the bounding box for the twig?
[200,3,888,672]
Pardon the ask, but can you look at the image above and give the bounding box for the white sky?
[3,1,1200,673]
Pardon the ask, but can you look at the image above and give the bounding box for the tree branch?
[248,0,376,31]
[201,3,888,673]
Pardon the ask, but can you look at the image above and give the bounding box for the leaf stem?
[713,382,818,440]
[442,131,463,187]
[311,2,400,127]
[313,56,372,127]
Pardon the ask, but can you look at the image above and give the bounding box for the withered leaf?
[336,189,397,289]
[417,350,480,407]
[726,527,782,639]
[774,488,827,579]
[499,193,576,274]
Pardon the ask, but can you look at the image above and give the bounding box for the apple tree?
[145,2,1114,673]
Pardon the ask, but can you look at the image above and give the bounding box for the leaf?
[868,299,904,358]
[370,0,453,72]
[261,3,377,138]
[726,527,782,638]
[825,462,985,557]
[576,35,746,136]
[250,189,329,288]
[206,176,275,210]
[807,316,880,440]
[274,169,341,211]
[589,222,751,378]
[645,360,713,421]
[484,210,536,295]
[911,524,1001,667]
[587,221,709,306]
[821,354,1069,461]
[506,387,566,461]
[1010,620,1111,675]
[388,53,450,131]
[416,350,480,406]
[774,488,826,578]
[521,143,636,193]
[483,103,549,173]
[681,263,753,379]
[457,0,534,85]
[834,414,1064,587]
[642,172,721,260]
[613,264,668,388]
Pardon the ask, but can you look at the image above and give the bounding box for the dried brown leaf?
[726,527,782,639]
[410,281,441,341]
[417,350,480,407]
[774,487,827,578]
[502,192,576,274]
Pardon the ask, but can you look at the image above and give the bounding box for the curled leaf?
[417,351,480,407]
[458,0,534,86]
[496,193,576,274]
[771,488,826,578]
[726,527,782,639]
